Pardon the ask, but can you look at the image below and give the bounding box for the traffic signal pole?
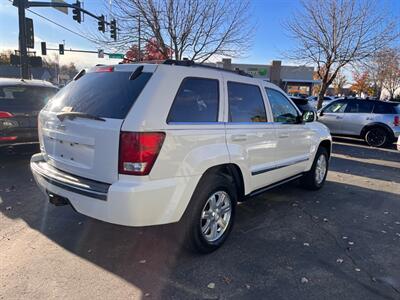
[17,0,30,79]
[14,0,119,79]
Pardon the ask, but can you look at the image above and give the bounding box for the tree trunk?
[317,83,328,110]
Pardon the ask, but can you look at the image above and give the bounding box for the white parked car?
[31,61,332,253]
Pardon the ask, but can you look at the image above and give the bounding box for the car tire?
[300,147,329,190]
[182,173,237,254]
[364,127,390,147]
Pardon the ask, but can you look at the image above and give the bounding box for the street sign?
[51,0,68,14]
[98,49,104,58]
[29,56,43,67]
[108,53,124,59]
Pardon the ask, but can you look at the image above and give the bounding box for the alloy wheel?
[200,191,232,243]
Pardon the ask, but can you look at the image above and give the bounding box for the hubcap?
[315,154,327,185]
[200,191,232,242]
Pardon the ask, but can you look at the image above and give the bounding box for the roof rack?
[162,59,253,78]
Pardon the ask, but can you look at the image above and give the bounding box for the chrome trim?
[167,122,225,125]
[252,157,309,176]
[225,122,274,125]
[167,121,277,126]
[31,155,110,201]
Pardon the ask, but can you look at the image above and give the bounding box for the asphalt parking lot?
[1,138,400,300]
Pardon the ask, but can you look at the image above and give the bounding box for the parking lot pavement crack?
[293,203,400,297]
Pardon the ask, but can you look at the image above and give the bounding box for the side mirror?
[319,110,324,117]
[302,110,316,123]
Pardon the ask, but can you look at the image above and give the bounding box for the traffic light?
[110,19,117,41]
[25,18,34,49]
[59,44,64,55]
[72,1,81,23]
[98,15,105,33]
[41,42,47,55]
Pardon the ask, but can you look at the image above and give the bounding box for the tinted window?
[45,71,152,119]
[0,86,57,110]
[373,102,399,114]
[228,82,267,122]
[323,101,348,113]
[266,88,299,123]
[167,77,219,123]
[345,101,374,113]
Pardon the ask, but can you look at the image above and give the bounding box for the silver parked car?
[318,98,400,147]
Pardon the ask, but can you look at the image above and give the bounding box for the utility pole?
[138,15,141,62]
[17,0,30,79]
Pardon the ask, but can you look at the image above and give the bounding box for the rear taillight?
[118,132,165,176]
[0,136,17,141]
[394,116,400,126]
[0,111,13,118]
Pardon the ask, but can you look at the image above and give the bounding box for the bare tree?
[377,48,400,99]
[90,0,253,63]
[362,48,400,99]
[285,0,398,109]
[332,71,347,96]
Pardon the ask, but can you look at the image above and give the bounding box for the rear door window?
[0,86,58,110]
[45,71,152,119]
[228,82,267,122]
[345,101,374,113]
[167,77,219,123]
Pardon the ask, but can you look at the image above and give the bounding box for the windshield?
[44,71,152,119]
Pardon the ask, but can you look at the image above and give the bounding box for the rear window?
[0,85,57,110]
[373,102,400,114]
[345,101,374,113]
[45,71,152,119]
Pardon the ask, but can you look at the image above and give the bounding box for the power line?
[7,0,94,43]
[26,8,94,42]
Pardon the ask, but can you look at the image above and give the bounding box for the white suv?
[31,60,332,253]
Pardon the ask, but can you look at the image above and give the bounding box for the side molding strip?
[251,157,309,176]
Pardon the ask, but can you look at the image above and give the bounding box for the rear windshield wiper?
[56,112,106,122]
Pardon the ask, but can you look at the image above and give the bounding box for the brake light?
[394,116,399,126]
[0,136,17,141]
[119,132,165,176]
[95,66,114,72]
[0,111,13,118]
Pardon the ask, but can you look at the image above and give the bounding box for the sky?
[0,0,399,69]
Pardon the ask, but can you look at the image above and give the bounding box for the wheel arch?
[360,122,394,139]
[318,139,332,158]
[200,163,247,201]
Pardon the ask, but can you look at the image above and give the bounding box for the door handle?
[278,133,289,138]
[336,116,343,119]
[231,134,247,141]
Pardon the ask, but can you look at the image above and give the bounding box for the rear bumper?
[30,153,200,227]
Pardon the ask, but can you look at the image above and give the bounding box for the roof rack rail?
[162,59,253,78]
